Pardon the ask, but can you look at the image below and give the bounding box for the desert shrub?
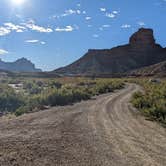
[23,81,43,94]
[39,86,91,106]
[0,78,124,116]
[131,80,166,122]
[48,81,62,89]
[0,85,24,113]
[15,106,29,116]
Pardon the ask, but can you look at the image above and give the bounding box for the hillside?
[129,60,166,77]
[0,58,41,72]
[54,28,166,76]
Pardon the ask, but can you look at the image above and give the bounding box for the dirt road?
[0,84,166,166]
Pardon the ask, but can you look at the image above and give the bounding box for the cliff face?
[129,28,156,48]
[0,58,41,72]
[54,28,166,76]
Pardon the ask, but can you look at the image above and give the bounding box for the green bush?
[131,80,166,122]
[0,78,124,116]
[0,85,24,113]
[15,106,29,116]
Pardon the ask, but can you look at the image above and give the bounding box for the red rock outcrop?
[129,28,155,47]
[54,28,166,76]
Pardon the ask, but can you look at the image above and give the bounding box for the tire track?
[0,84,166,166]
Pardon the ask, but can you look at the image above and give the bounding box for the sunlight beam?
[11,0,25,6]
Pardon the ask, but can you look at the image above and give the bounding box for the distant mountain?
[54,28,166,76]
[0,58,42,72]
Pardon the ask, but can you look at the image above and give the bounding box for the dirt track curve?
[0,84,166,166]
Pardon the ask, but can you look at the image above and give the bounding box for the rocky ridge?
[54,28,166,76]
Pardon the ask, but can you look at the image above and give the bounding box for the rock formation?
[54,28,166,76]
[129,28,156,47]
[0,58,42,72]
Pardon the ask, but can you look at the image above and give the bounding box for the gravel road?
[0,84,166,166]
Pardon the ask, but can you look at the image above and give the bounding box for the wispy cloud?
[87,25,93,28]
[85,17,91,20]
[0,22,26,36]
[121,24,131,28]
[102,24,111,28]
[41,41,46,45]
[55,25,77,32]
[106,13,115,18]
[51,8,87,19]
[25,39,39,43]
[105,10,119,18]
[0,49,8,55]
[25,39,46,44]
[137,21,145,26]
[61,9,81,17]
[93,34,99,38]
[4,22,26,33]
[24,20,53,33]
[55,26,73,32]
[100,8,106,12]
[112,11,118,14]
[0,27,11,36]
[99,24,111,31]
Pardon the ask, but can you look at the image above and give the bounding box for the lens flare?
[11,0,25,6]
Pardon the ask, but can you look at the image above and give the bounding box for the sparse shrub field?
[131,79,166,123]
[0,77,124,116]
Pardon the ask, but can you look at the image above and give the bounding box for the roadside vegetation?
[131,79,166,124]
[0,77,124,116]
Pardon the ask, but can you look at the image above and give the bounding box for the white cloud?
[87,25,92,28]
[0,20,53,36]
[62,9,76,16]
[99,24,111,31]
[24,20,53,33]
[93,34,99,38]
[25,40,39,43]
[100,8,106,12]
[85,17,91,20]
[55,25,75,32]
[62,9,81,17]
[137,21,145,26]
[51,9,86,19]
[113,11,118,14]
[4,22,26,33]
[0,27,11,36]
[25,39,46,45]
[102,24,111,28]
[106,13,115,18]
[16,29,24,33]
[0,22,26,36]
[0,49,8,55]
[41,41,46,45]
[121,24,131,28]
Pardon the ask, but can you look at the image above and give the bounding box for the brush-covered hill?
[54,28,166,76]
[129,60,166,77]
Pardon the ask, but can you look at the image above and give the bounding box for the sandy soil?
[0,84,166,166]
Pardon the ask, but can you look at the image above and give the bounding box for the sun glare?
[11,0,25,6]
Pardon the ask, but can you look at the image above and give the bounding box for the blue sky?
[0,0,166,71]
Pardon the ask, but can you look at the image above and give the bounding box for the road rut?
[0,84,166,166]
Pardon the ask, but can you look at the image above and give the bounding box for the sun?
[11,0,25,6]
